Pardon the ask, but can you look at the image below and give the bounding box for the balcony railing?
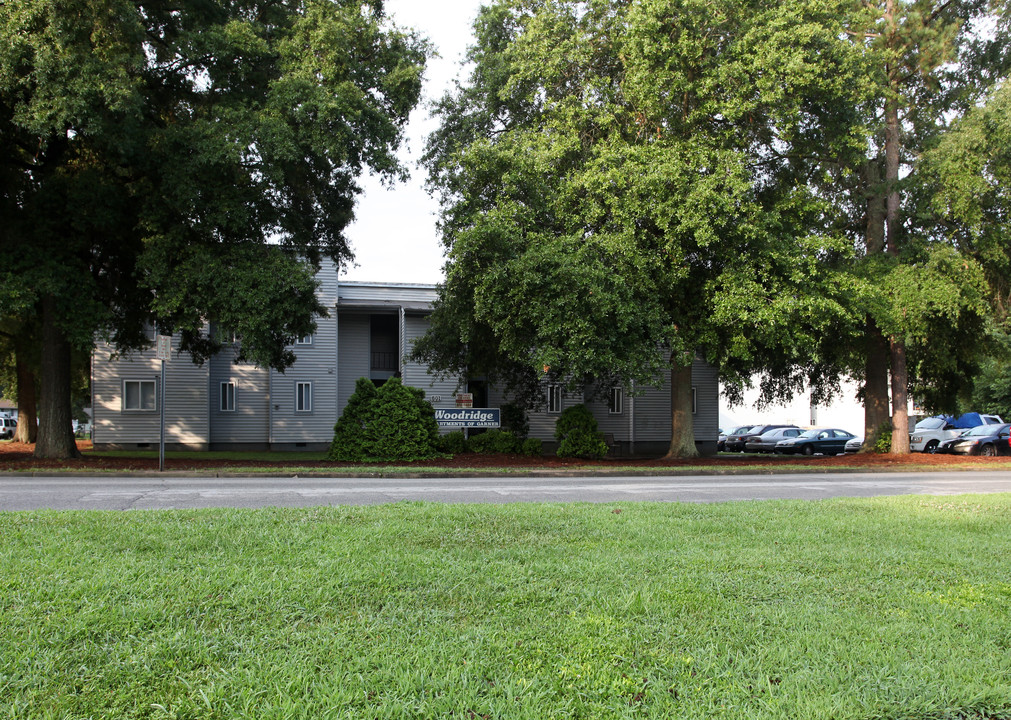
[371,351,398,371]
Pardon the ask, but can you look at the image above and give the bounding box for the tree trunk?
[889,338,910,453]
[861,160,889,451]
[666,354,698,458]
[884,82,909,454]
[13,340,38,444]
[862,320,890,451]
[34,295,81,459]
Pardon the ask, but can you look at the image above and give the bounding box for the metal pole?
[159,359,166,472]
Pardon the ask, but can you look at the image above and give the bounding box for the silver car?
[745,427,804,453]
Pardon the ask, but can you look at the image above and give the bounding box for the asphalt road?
[2,470,1011,510]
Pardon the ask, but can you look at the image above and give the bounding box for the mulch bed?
[0,440,1005,473]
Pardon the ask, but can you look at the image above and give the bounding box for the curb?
[0,465,1000,480]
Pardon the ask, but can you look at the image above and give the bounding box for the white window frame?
[296,382,312,412]
[296,334,313,346]
[220,382,235,412]
[123,380,156,411]
[608,386,623,415]
[547,384,562,414]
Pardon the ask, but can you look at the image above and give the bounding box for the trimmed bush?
[554,404,609,459]
[467,429,522,454]
[436,430,468,455]
[328,377,440,462]
[521,437,543,456]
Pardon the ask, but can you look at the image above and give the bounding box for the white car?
[844,436,864,453]
[909,413,1004,453]
[0,417,17,440]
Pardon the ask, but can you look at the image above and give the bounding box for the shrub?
[554,404,609,459]
[873,422,892,454]
[436,430,468,455]
[521,437,543,457]
[500,403,530,438]
[328,377,440,462]
[467,429,522,454]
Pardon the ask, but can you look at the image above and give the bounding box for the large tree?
[840,0,1008,452]
[0,0,428,457]
[414,0,869,457]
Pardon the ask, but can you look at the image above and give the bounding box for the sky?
[340,0,485,285]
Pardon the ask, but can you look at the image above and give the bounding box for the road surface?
[2,470,1010,510]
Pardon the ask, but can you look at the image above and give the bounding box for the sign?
[456,393,474,408]
[156,334,172,361]
[435,408,500,428]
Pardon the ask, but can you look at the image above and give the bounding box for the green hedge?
[328,378,440,462]
[554,404,609,459]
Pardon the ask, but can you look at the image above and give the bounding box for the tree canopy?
[415,0,1010,456]
[415,0,877,456]
[0,0,428,456]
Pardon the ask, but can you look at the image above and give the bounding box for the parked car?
[745,427,804,453]
[0,417,16,440]
[936,429,973,454]
[943,423,1011,456]
[720,425,755,452]
[844,436,864,453]
[735,424,798,453]
[723,425,759,452]
[909,413,1004,453]
[775,428,857,456]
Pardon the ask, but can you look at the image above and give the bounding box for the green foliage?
[521,437,543,456]
[555,404,608,459]
[414,0,876,445]
[0,0,428,456]
[920,81,1011,326]
[500,403,530,438]
[327,378,440,463]
[873,422,893,454]
[967,334,1011,419]
[467,428,523,455]
[435,430,469,455]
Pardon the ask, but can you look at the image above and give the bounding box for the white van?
[0,416,17,440]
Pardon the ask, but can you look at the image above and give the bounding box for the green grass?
[3,497,1011,719]
[84,449,329,463]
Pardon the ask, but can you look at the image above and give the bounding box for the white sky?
[341,0,484,285]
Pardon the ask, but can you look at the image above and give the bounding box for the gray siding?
[402,314,463,409]
[93,335,209,447]
[337,314,371,415]
[517,384,584,441]
[691,355,720,443]
[269,311,338,444]
[209,350,269,444]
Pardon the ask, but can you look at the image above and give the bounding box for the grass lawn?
[3,496,1011,719]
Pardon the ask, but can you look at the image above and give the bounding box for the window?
[547,385,562,414]
[296,382,312,412]
[608,386,623,414]
[220,382,235,412]
[692,386,697,415]
[296,334,313,345]
[123,380,156,411]
[142,323,157,342]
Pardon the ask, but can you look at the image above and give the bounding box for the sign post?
[156,335,172,472]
